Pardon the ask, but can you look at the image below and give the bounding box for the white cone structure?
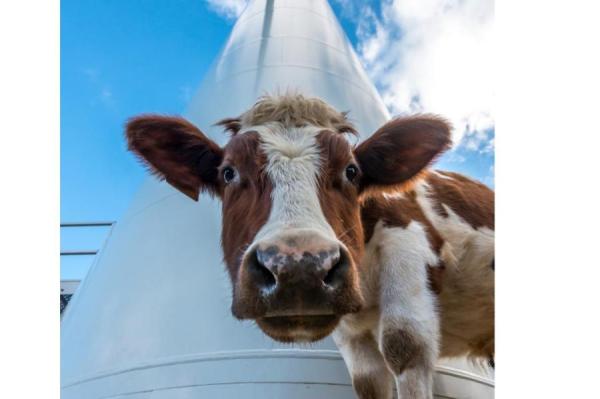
[61,1,494,397]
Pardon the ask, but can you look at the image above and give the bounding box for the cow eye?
[222,166,236,184]
[345,164,358,182]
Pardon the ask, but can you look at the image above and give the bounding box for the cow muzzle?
[232,231,363,342]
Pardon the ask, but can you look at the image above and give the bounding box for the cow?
[125,93,494,399]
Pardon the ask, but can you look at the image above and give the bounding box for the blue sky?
[61,0,494,278]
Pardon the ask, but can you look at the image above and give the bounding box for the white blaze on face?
[244,123,337,245]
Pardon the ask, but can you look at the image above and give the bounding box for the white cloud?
[204,0,248,19]
[462,128,494,154]
[82,67,115,108]
[355,0,494,151]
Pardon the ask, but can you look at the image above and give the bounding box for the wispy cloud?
[82,67,99,82]
[350,0,494,153]
[462,128,495,154]
[204,0,248,20]
[100,88,113,104]
[82,67,115,108]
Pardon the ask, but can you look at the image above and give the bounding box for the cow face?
[126,97,450,343]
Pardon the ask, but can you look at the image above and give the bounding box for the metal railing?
[60,221,116,314]
[60,221,115,256]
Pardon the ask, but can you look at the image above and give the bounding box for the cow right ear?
[125,115,224,200]
[354,115,451,193]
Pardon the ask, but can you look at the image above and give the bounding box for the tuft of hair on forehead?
[215,93,358,136]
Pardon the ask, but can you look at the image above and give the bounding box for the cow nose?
[248,240,349,293]
[232,233,363,321]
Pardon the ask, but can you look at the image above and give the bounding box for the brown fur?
[381,328,426,374]
[125,115,223,200]
[427,262,446,295]
[426,171,494,229]
[355,115,452,193]
[352,375,380,399]
[315,131,365,264]
[437,230,495,359]
[360,191,444,253]
[219,132,272,283]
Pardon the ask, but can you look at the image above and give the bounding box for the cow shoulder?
[360,187,448,295]
[424,170,494,230]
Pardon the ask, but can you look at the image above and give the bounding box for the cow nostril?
[323,249,349,288]
[249,250,277,291]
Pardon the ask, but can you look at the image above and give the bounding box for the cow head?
[126,94,451,342]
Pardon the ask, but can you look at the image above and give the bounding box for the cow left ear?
[354,115,452,192]
[126,115,224,200]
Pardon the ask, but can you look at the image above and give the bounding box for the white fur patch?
[241,123,337,246]
[368,221,439,321]
[382,191,406,201]
[431,170,455,181]
[413,180,494,265]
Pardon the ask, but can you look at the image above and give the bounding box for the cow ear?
[354,115,451,192]
[126,115,224,200]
